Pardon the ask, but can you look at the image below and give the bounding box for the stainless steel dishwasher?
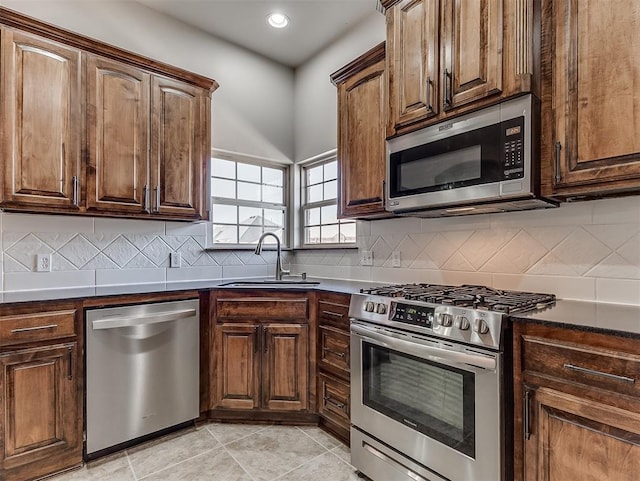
[85,299,199,457]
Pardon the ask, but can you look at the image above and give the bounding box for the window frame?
[208,152,290,249]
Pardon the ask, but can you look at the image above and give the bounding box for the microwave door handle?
[350,324,496,371]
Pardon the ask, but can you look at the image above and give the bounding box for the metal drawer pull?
[322,310,344,319]
[563,363,635,384]
[322,347,346,358]
[11,324,58,334]
[323,396,345,410]
[523,389,532,440]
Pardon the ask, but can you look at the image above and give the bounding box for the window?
[211,157,287,245]
[302,159,356,246]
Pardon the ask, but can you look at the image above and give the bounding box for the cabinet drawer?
[0,310,76,346]
[319,325,350,379]
[216,297,308,321]
[318,373,350,426]
[318,297,350,330]
[523,335,640,399]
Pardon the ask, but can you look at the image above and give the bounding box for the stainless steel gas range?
[349,283,555,481]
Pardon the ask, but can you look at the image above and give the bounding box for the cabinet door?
[337,53,387,218]
[86,55,150,214]
[0,29,81,209]
[441,0,502,110]
[150,76,205,219]
[524,387,640,481]
[262,324,308,411]
[543,0,640,196]
[0,343,80,476]
[214,324,260,410]
[386,0,440,135]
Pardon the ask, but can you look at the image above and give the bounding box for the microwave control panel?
[502,117,525,179]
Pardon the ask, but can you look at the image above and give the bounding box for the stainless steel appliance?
[85,299,199,458]
[386,94,557,217]
[349,284,555,481]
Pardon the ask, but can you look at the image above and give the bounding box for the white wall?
[294,11,385,162]
[2,0,295,162]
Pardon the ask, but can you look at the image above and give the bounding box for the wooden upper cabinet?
[151,76,205,219]
[86,55,150,214]
[331,43,389,219]
[441,0,502,110]
[386,0,439,135]
[0,29,82,209]
[541,0,640,198]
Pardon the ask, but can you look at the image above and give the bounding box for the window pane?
[212,204,237,224]
[321,224,339,243]
[340,222,356,243]
[263,185,283,203]
[239,206,262,225]
[212,158,236,179]
[212,224,238,244]
[238,181,260,201]
[305,207,320,226]
[212,178,236,199]
[324,161,337,181]
[308,184,323,203]
[307,165,323,185]
[324,180,337,200]
[263,209,284,227]
[321,205,337,224]
[237,163,261,182]
[239,226,262,243]
[263,167,283,186]
[305,226,320,244]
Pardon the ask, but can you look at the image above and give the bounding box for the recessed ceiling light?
[267,12,289,29]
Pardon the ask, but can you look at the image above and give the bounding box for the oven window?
[362,342,475,458]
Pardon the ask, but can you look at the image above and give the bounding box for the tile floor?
[50,424,360,481]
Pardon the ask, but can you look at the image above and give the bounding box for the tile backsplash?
[291,196,640,306]
[0,196,639,306]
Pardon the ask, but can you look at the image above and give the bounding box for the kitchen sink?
[218,280,320,288]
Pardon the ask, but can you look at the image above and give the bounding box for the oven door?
[350,321,503,481]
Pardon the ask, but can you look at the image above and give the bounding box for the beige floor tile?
[207,422,271,445]
[226,425,328,481]
[275,451,360,481]
[49,453,135,481]
[330,443,352,464]
[297,426,342,450]
[140,448,253,481]
[127,427,220,478]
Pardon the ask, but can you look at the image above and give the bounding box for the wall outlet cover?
[170,252,182,268]
[36,253,52,272]
[391,251,401,267]
[361,250,373,266]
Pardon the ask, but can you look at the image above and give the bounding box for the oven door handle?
[351,324,496,371]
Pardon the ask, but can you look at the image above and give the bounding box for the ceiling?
[136,0,380,68]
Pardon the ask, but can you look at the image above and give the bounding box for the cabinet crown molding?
[330,42,385,86]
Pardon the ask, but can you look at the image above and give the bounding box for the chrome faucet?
[254,232,290,280]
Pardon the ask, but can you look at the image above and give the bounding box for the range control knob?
[365,301,375,312]
[436,313,453,327]
[473,318,490,335]
[454,316,470,330]
[376,303,387,315]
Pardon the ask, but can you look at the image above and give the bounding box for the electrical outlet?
[170,252,182,268]
[36,254,52,272]
[361,250,373,266]
[391,251,401,267]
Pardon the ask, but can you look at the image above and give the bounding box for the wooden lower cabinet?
[214,322,309,412]
[514,322,640,481]
[0,342,81,481]
[318,373,350,443]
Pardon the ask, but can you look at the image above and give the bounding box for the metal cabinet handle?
[11,324,58,334]
[72,175,79,206]
[67,347,73,381]
[444,69,452,108]
[563,363,635,384]
[323,396,346,410]
[254,326,259,354]
[263,327,268,353]
[554,141,562,183]
[523,389,532,440]
[322,311,344,319]
[92,308,196,330]
[425,76,433,112]
[322,347,346,358]
[143,185,150,213]
[381,180,386,208]
[154,185,160,213]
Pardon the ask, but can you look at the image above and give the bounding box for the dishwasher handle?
[92,308,197,330]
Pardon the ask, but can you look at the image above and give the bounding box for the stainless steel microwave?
[386,94,557,217]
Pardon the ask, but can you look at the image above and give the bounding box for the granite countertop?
[512,299,640,338]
